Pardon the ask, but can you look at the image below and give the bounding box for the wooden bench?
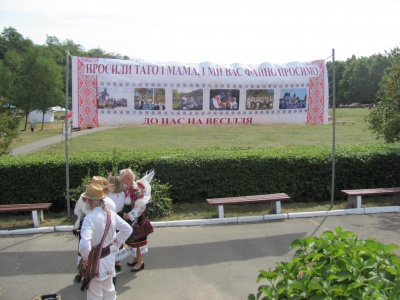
[0,203,53,228]
[339,120,356,125]
[329,120,356,125]
[341,188,400,208]
[206,193,290,218]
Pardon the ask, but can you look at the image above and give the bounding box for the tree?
[87,47,128,59]
[16,45,63,130]
[15,46,41,131]
[366,53,390,103]
[0,51,23,106]
[365,47,400,142]
[0,97,20,156]
[335,54,388,106]
[34,48,64,130]
[339,57,370,104]
[0,27,33,59]
[327,60,345,107]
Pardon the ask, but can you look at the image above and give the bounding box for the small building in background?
[29,110,55,123]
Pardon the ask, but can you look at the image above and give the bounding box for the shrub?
[145,179,173,219]
[1,144,400,208]
[69,169,173,218]
[249,226,400,299]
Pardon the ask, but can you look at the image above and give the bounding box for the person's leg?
[115,244,128,271]
[75,249,82,282]
[128,252,138,266]
[115,241,124,270]
[131,248,144,271]
[87,278,103,300]
[103,276,117,300]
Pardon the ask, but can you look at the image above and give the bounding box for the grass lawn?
[1,197,398,230]
[4,108,393,231]
[12,112,67,147]
[12,108,382,154]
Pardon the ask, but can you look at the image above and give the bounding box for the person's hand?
[110,244,119,254]
[123,213,130,220]
[81,259,88,269]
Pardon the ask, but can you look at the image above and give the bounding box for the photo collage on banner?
[72,57,328,127]
[172,88,203,111]
[210,89,239,111]
[279,88,307,109]
[245,89,274,110]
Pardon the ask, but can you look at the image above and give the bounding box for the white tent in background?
[50,106,66,112]
[29,110,55,122]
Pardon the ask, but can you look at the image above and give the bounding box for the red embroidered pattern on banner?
[306,60,325,125]
[78,57,98,128]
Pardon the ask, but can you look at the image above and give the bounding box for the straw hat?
[91,176,107,188]
[81,183,106,200]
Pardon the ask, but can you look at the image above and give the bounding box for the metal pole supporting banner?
[331,48,336,206]
[65,48,71,218]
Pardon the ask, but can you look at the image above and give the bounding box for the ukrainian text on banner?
[71,56,328,128]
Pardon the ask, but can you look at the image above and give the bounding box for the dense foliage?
[0,26,399,155]
[1,144,400,210]
[248,226,400,299]
[68,168,173,218]
[0,27,132,155]
[365,47,400,142]
[0,97,20,155]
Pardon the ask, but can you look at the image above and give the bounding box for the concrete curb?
[238,216,264,223]
[1,206,399,236]
[288,211,328,218]
[7,227,55,235]
[55,225,74,232]
[365,206,400,214]
[264,213,288,220]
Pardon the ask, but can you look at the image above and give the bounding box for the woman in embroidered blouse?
[107,175,126,216]
[108,174,129,272]
[116,168,151,272]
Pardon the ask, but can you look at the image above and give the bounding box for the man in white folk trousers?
[78,183,132,300]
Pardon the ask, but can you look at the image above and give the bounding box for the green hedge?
[1,144,400,210]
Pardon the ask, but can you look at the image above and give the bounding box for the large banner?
[71,56,328,128]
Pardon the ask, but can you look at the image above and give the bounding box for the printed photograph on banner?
[210,89,239,111]
[245,89,274,110]
[134,88,166,110]
[279,88,307,109]
[97,87,128,109]
[172,88,203,110]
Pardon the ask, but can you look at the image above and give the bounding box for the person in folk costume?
[116,169,155,272]
[107,174,126,217]
[78,183,132,300]
[107,173,127,272]
[73,176,117,283]
[113,168,135,272]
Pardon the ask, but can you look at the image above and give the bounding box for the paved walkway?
[5,127,400,299]
[1,213,399,300]
[11,126,115,156]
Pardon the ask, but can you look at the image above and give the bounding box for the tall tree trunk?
[23,113,28,131]
[41,112,45,131]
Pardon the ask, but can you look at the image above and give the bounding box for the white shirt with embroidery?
[108,192,125,213]
[78,207,132,280]
[127,198,147,223]
[73,196,116,229]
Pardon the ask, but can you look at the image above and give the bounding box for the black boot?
[74,274,82,283]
